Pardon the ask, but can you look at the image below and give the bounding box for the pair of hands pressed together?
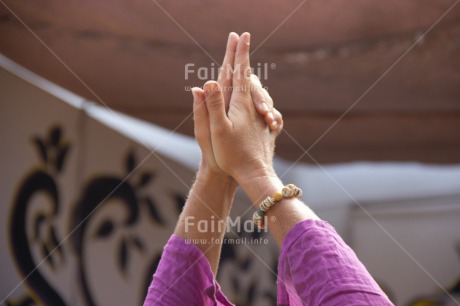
[175,32,317,275]
[192,32,283,187]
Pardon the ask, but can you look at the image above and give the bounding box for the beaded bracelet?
[252,184,303,229]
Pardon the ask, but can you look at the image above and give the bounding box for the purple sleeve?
[143,235,234,306]
[277,220,394,306]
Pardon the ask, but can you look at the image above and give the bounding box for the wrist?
[236,164,278,191]
[196,164,238,191]
[238,170,284,207]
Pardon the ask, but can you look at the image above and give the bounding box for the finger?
[251,77,276,125]
[192,87,210,145]
[251,73,262,86]
[233,32,251,93]
[260,86,274,109]
[259,85,278,128]
[250,75,270,116]
[218,32,239,110]
[249,75,276,128]
[271,107,284,133]
[192,87,217,166]
[265,111,275,127]
[203,81,231,133]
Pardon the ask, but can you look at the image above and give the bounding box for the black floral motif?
[72,149,167,305]
[32,126,70,173]
[9,125,68,306]
[8,128,175,306]
[94,219,114,238]
[143,197,165,225]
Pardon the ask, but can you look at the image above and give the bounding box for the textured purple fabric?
[143,220,393,305]
[277,220,393,306]
[143,235,233,306]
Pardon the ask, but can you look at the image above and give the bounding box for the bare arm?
[172,33,240,275]
[173,167,237,275]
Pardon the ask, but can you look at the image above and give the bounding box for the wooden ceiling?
[1,0,460,164]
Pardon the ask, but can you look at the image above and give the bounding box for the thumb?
[203,81,231,132]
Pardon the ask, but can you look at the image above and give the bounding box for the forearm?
[174,166,237,275]
[239,171,319,246]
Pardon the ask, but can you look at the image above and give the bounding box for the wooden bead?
[297,188,303,198]
[273,192,283,201]
[264,197,275,208]
[260,202,269,211]
[282,187,290,197]
[261,202,268,210]
[257,208,264,216]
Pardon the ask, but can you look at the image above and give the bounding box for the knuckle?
[236,65,251,79]
[213,124,226,136]
[215,127,225,136]
[206,97,224,112]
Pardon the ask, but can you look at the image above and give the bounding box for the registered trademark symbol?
[270,63,276,69]
[270,216,276,222]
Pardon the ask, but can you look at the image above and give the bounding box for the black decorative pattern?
[7,125,285,306]
[9,126,69,305]
[7,127,171,306]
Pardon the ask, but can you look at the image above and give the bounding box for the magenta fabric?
[143,220,393,305]
[276,220,393,305]
[142,235,233,306]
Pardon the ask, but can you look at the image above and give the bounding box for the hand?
[191,32,239,179]
[199,32,282,185]
[192,33,282,180]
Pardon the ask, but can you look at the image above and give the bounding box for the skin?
[173,32,317,276]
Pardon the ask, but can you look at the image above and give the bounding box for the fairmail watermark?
[184,62,276,82]
[183,216,271,245]
[184,236,269,245]
[184,215,271,234]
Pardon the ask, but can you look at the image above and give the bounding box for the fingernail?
[227,32,233,44]
[267,112,274,121]
[243,32,250,45]
[270,121,278,130]
[204,82,218,93]
[260,102,269,113]
[191,87,199,100]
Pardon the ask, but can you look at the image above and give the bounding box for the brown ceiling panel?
[1,0,459,163]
